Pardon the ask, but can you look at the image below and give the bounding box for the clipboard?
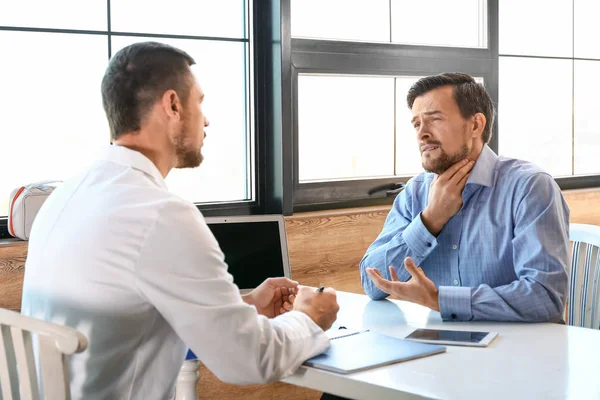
[304,330,446,374]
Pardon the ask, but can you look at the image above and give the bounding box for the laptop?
[204,215,291,292]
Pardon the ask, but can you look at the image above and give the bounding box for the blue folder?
[186,349,197,360]
[304,331,446,374]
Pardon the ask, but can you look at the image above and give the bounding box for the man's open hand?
[366,257,440,311]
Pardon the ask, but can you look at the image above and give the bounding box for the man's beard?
[421,142,469,175]
[174,120,203,169]
[421,126,470,175]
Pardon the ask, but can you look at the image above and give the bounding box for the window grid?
[0,1,258,235]
[291,0,600,210]
[499,1,600,178]
[290,33,498,207]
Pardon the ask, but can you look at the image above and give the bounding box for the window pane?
[499,0,572,57]
[574,60,600,175]
[0,32,109,217]
[0,0,106,31]
[298,75,395,182]
[110,0,246,39]
[111,37,250,203]
[395,77,425,176]
[291,0,390,43]
[391,0,486,48]
[574,0,600,59]
[499,57,572,176]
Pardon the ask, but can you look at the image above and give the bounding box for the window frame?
[288,0,499,210]
[497,1,600,190]
[0,0,289,239]
[287,0,600,213]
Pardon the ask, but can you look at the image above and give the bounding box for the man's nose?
[417,125,430,140]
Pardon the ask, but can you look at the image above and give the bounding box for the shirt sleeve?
[134,199,329,385]
[439,173,570,322]
[360,182,439,300]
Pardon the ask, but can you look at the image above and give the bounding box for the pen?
[315,286,325,293]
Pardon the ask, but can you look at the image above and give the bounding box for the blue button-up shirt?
[360,145,569,322]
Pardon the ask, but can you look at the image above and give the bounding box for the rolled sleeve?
[439,286,473,321]
[402,213,438,261]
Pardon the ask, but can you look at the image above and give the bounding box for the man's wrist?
[429,288,440,312]
[421,209,445,236]
[242,292,254,306]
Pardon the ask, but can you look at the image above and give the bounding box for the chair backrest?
[568,223,600,329]
[0,308,87,400]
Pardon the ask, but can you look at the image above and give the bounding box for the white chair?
[0,308,88,400]
[568,223,600,329]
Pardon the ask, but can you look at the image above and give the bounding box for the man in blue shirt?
[362,73,569,323]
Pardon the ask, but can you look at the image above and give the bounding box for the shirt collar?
[467,145,498,188]
[97,145,168,190]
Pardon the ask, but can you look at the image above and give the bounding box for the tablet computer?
[404,328,498,347]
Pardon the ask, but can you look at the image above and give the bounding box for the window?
[291,0,487,48]
[390,0,487,48]
[0,0,107,31]
[499,0,600,178]
[573,60,600,175]
[498,57,573,177]
[574,0,600,59]
[0,31,109,217]
[290,0,495,208]
[291,0,600,210]
[111,37,251,203]
[499,0,572,58]
[0,1,255,221]
[298,75,397,181]
[291,0,390,43]
[298,74,424,183]
[109,0,245,39]
[298,75,485,184]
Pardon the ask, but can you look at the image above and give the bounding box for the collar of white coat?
[98,145,168,190]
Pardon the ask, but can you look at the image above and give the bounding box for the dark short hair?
[101,41,196,141]
[407,73,495,143]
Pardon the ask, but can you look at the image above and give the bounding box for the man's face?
[410,86,472,175]
[174,75,209,169]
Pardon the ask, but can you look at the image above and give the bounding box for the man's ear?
[161,89,182,120]
[471,112,487,140]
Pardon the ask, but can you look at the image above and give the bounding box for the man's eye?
[413,123,420,129]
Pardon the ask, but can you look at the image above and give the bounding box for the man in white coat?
[21,41,339,399]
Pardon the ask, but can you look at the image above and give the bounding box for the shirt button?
[451,313,457,319]
[426,242,432,247]
[453,279,459,285]
[452,244,458,250]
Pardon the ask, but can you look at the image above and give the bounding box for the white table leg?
[175,359,200,400]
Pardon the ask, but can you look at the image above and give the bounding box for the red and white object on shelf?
[7,180,62,240]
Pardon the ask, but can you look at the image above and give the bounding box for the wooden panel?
[196,365,320,400]
[563,188,600,226]
[0,241,27,312]
[285,206,391,294]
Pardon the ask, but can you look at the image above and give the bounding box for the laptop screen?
[206,219,287,290]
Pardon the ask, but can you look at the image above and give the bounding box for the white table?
[282,291,600,400]
[177,291,600,400]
